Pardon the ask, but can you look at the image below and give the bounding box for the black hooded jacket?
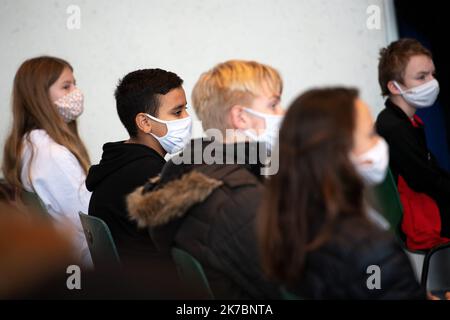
[86,141,166,264]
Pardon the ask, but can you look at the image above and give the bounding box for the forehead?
[405,54,434,74]
[159,87,187,105]
[56,67,74,82]
[253,80,280,99]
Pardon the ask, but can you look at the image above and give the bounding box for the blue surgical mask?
[145,114,192,154]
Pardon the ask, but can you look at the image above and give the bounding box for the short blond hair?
[192,60,282,134]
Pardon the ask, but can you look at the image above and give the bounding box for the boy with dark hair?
[86,68,192,265]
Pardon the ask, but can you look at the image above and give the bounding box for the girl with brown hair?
[259,87,423,299]
[2,56,92,267]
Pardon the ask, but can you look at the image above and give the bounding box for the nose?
[181,108,190,118]
[275,105,285,115]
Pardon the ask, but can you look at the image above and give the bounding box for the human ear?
[387,80,402,95]
[229,105,250,130]
[135,113,152,134]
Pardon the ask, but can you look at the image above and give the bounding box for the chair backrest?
[280,287,303,300]
[21,190,49,218]
[79,212,121,270]
[421,242,450,293]
[171,247,214,299]
[0,178,48,218]
[371,169,403,234]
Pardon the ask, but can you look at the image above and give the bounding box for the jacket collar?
[385,99,424,128]
[127,170,223,229]
[126,139,264,230]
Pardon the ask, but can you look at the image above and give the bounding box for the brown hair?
[192,60,282,135]
[259,88,366,283]
[2,56,90,192]
[378,38,432,96]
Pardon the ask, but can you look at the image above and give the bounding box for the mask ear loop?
[242,107,270,135]
[393,81,405,95]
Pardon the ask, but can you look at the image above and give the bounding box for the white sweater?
[21,129,93,268]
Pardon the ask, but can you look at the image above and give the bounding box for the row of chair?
[78,169,450,298]
[4,173,449,299]
[78,212,215,299]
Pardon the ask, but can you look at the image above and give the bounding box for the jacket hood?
[86,141,164,191]
[127,170,223,228]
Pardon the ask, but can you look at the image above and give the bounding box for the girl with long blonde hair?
[2,56,92,267]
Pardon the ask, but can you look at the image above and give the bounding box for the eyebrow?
[416,70,435,75]
[171,103,186,111]
[269,96,281,103]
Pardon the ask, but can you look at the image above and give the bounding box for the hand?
[427,291,450,300]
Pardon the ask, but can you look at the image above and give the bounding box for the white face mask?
[242,108,284,150]
[393,79,439,108]
[351,138,389,186]
[54,88,84,123]
[145,114,192,154]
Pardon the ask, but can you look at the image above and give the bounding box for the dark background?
[395,0,450,171]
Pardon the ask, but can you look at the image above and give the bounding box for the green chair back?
[280,287,303,300]
[79,212,121,270]
[0,178,48,218]
[171,247,214,299]
[371,169,403,234]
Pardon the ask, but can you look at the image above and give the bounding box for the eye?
[270,101,279,109]
[174,106,188,116]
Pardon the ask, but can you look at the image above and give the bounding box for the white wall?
[0,0,396,165]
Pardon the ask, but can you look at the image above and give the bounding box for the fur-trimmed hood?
[127,170,223,228]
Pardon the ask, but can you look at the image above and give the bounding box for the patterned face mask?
[54,88,84,122]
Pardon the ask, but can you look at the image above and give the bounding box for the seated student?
[127,60,284,299]
[86,69,192,265]
[2,56,92,268]
[376,39,450,250]
[259,87,424,300]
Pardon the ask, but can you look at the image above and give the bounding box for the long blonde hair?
[2,56,91,193]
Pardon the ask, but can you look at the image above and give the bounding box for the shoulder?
[26,129,70,155]
[334,216,395,253]
[201,165,263,209]
[24,130,80,170]
[301,226,422,299]
[376,107,405,135]
[128,154,165,175]
[305,217,403,274]
[329,217,413,280]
